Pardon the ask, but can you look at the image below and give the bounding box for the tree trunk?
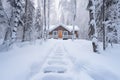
[22,0,28,42]
[103,0,106,50]
[92,42,98,52]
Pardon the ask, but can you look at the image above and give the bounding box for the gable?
[50,25,70,32]
[49,25,79,32]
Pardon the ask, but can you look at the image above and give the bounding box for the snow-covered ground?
[0,39,120,80]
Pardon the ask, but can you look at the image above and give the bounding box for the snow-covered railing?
[67,35,72,39]
[49,35,58,39]
[49,35,76,39]
[63,35,68,38]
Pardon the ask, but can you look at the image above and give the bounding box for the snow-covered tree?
[11,0,24,42]
[0,0,12,51]
[88,0,99,52]
[0,0,9,41]
[41,0,51,40]
[22,0,35,41]
[34,0,43,39]
[88,0,120,51]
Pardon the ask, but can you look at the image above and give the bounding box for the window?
[53,31,58,36]
[63,31,68,36]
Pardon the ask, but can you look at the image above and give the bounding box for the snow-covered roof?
[49,25,79,32]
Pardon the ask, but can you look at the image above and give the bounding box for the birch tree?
[11,0,24,42]
[88,0,99,52]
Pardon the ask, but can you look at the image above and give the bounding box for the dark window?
[63,31,68,35]
[53,31,58,35]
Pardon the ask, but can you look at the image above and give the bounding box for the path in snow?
[29,40,119,80]
[29,42,93,80]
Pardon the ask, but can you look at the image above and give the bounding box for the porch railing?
[49,35,75,39]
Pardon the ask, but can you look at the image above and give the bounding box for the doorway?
[58,30,63,38]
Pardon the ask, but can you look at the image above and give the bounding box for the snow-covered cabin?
[49,25,79,39]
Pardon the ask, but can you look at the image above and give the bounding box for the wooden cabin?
[49,25,79,39]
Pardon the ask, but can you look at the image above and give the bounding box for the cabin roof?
[49,25,79,32]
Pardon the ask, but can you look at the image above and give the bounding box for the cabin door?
[58,30,63,38]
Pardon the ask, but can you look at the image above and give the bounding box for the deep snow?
[0,39,120,80]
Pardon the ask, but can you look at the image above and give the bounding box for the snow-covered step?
[54,54,65,57]
[47,60,68,65]
[43,65,67,73]
[48,52,65,57]
[42,74,73,80]
[48,56,64,60]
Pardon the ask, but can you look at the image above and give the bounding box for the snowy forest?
[0,0,89,51]
[0,0,120,51]
[88,0,120,51]
[0,0,120,80]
